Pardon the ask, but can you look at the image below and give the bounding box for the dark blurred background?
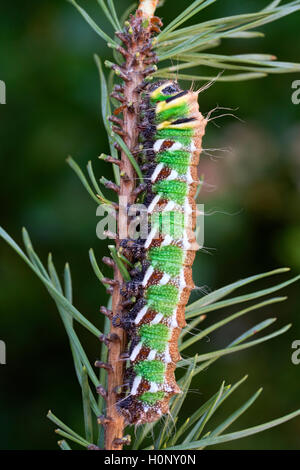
[0,0,299,450]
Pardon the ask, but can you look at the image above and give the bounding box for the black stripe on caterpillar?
[117,80,207,425]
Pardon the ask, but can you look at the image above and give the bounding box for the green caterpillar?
[118,80,207,424]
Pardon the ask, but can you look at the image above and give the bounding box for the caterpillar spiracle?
[117,80,207,425]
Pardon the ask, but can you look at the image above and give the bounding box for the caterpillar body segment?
[118,81,207,424]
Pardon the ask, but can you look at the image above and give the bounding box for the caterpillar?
[117,80,207,425]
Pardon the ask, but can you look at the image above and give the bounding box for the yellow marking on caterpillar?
[156,119,201,130]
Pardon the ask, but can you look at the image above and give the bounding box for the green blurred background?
[0,0,299,450]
